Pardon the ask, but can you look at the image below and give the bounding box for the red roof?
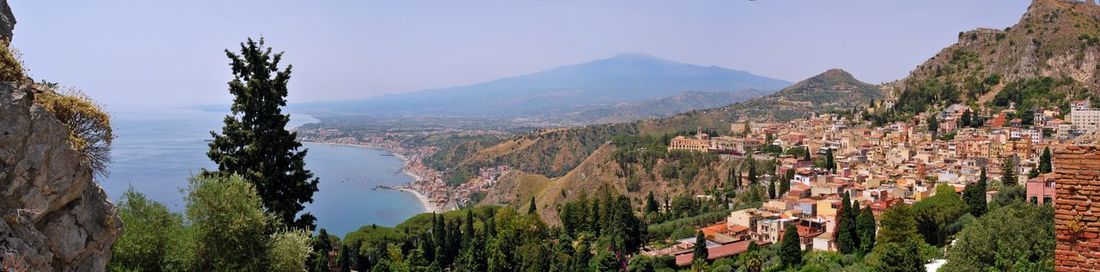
[675,240,766,266]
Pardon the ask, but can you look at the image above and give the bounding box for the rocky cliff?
[0,1,121,270]
[0,0,12,41]
[0,80,121,272]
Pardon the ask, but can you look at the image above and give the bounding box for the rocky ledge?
[0,80,121,271]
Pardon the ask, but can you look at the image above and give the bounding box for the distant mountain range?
[296,53,790,122]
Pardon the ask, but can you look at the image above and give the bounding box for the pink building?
[1026,173,1055,205]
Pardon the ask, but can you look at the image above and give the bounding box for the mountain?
[893,0,1100,114]
[297,53,790,119]
[565,89,773,124]
[425,69,878,182]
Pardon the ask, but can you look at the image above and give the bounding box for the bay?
[101,108,425,236]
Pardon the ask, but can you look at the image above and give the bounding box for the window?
[1030,196,1038,205]
[1043,196,1052,205]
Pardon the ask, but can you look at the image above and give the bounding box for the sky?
[9,1,1031,111]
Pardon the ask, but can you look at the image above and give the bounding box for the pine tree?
[1039,147,1052,174]
[779,224,802,267]
[206,38,319,229]
[693,231,708,262]
[825,148,836,173]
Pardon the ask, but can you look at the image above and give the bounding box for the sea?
[101,108,426,236]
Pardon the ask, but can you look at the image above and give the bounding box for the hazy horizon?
[10,1,1029,111]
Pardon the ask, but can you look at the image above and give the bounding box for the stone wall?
[1054,145,1100,271]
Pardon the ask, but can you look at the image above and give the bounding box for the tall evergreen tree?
[768,179,777,199]
[747,157,759,185]
[856,208,877,255]
[961,109,972,128]
[779,224,802,267]
[527,197,537,215]
[836,193,855,254]
[206,38,319,229]
[1039,147,1053,174]
[1001,155,1018,187]
[927,114,939,138]
[645,192,659,214]
[964,167,989,217]
[337,245,350,272]
[825,148,836,173]
[780,169,794,196]
[693,231,708,262]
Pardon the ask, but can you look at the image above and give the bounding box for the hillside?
[426,69,877,181]
[893,0,1100,114]
[296,53,790,119]
[566,89,773,124]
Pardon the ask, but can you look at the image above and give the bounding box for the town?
[636,99,1097,265]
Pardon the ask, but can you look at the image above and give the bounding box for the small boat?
[380,153,395,157]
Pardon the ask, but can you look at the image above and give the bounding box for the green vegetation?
[942,202,1054,271]
[963,167,989,217]
[34,89,114,176]
[992,77,1086,114]
[340,191,646,272]
[108,175,313,271]
[913,184,968,247]
[779,224,802,268]
[0,41,23,81]
[206,38,319,230]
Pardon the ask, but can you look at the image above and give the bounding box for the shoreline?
[303,141,442,213]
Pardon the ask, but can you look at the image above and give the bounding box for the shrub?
[34,89,113,176]
[269,230,313,271]
[0,41,23,82]
[108,188,194,271]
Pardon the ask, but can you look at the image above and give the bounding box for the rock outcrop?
[0,1,121,270]
[0,80,122,271]
[0,0,12,41]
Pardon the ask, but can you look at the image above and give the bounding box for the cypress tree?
[768,179,777,199]
[747,158,758,185]
[693,231,708,262]
[1001,155,1018,187]
[836,193,855,254]
[964,168,989,217]
[779,224,802,267]
[1039,147,1052,174]
[338,245,350,272]
[206,38,319,229]
[527,197,537,215]
[856,208,876,255]
[645,192,659,214]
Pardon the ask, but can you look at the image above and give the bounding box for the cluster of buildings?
[657,101,1085,261]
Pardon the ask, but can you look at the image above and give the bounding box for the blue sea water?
[102,108,426,236]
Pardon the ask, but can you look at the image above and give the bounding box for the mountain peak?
[610,52,658,60]
[819,68,854,79]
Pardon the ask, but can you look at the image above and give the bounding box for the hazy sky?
[10,1,1030,110]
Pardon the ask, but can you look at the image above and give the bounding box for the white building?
[1071,100,1100,132]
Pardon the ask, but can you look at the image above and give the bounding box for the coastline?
[303,141,442,213]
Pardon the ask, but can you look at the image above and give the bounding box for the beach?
[302,141,443,214]
[398,187,442,213]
